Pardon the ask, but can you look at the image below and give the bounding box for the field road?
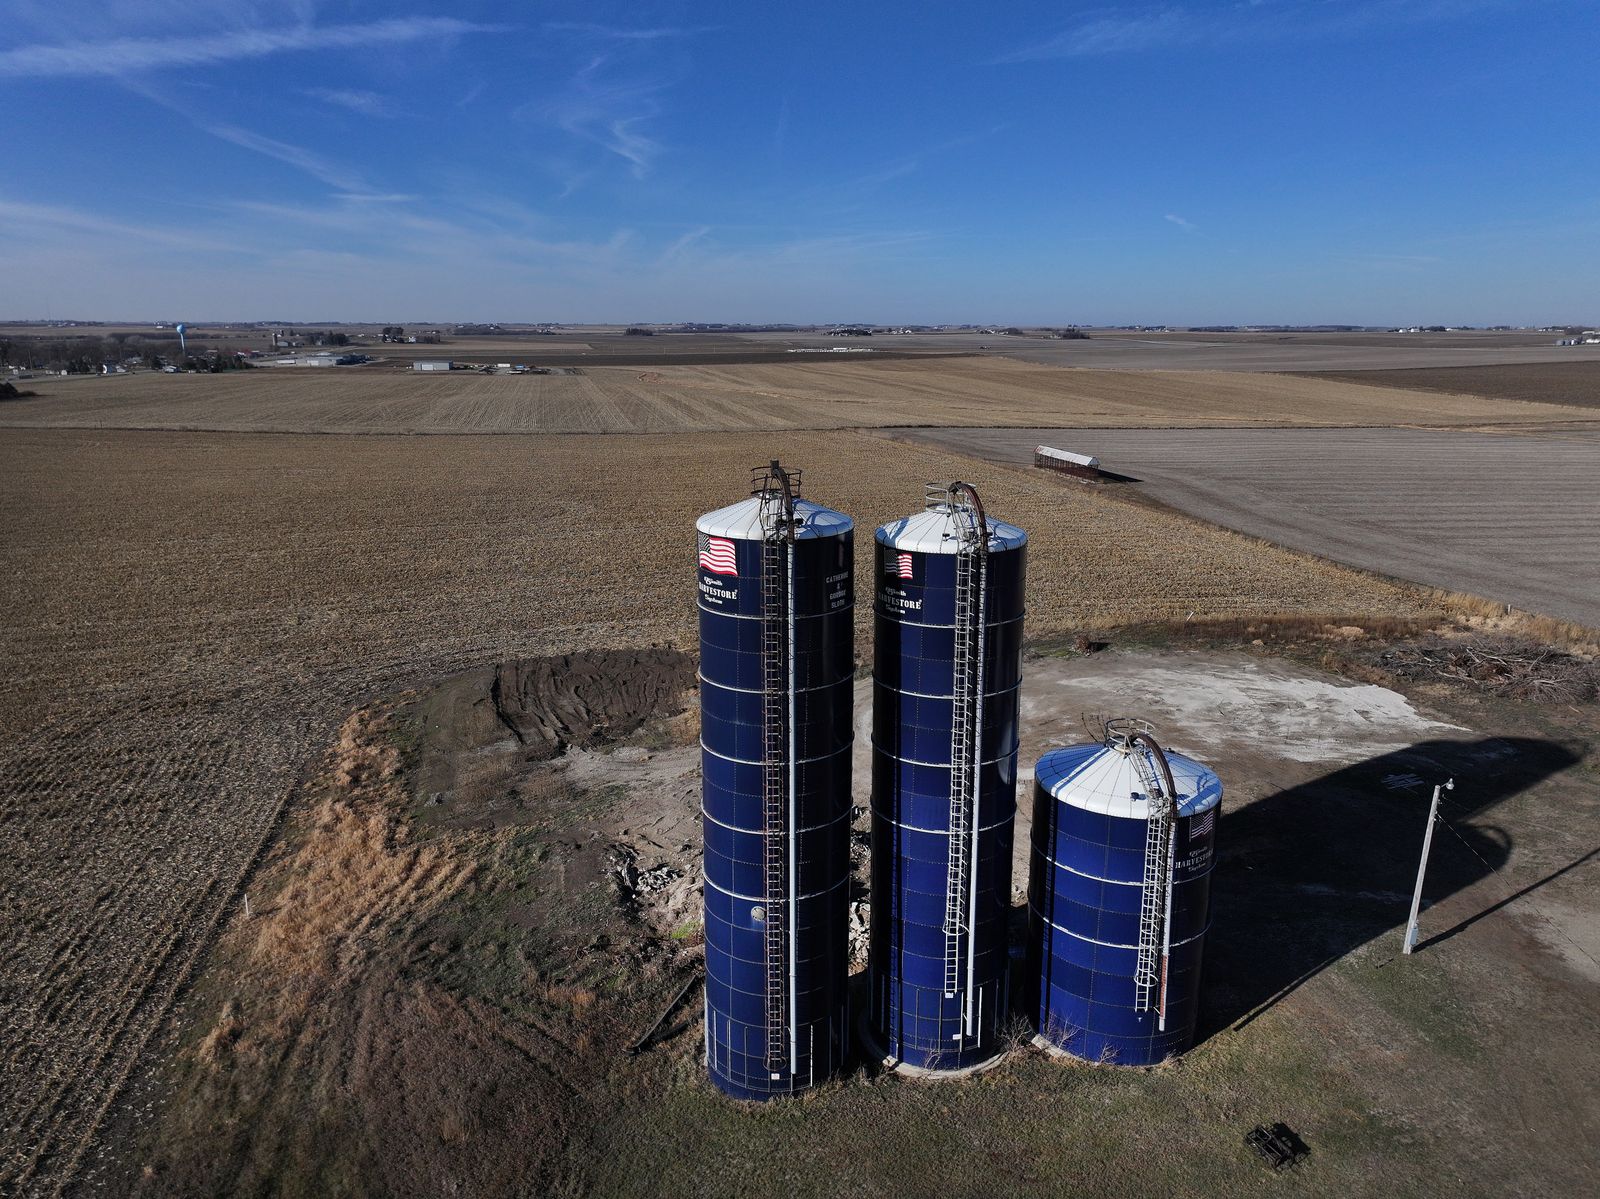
[895,425,1600,630]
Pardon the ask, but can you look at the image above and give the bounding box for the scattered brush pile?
[1379,636,1600,702]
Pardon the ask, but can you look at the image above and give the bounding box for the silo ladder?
[1129,739,1177,1028]
[759,529,790,1076]
[942,517,987,1037]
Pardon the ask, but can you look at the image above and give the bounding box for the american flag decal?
[1190,809,1215,840]
[698,533,738,576]
[894,551,914,580]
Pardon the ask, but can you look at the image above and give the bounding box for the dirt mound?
[414,648,694,767]
[491,649,694,759]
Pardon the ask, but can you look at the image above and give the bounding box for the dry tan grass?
[245,708,472,1013]
[147,701,615,1197]
[4,355,1594,435]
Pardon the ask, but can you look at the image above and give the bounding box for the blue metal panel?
[867,532,1027,1070]
[873,616,1024,695]
[1026,747,1221,1066]
[699,607,854,691]
[700,517,854,1100]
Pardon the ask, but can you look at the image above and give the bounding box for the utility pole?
[1403,778,1454,954]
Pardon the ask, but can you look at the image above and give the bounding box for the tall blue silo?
[868,482,1027,1071]
[1027,721,1222,1066]
[698,462,855,1100]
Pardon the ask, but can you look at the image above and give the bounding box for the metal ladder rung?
[1130,746,1172,1012]
[760,532,788,1072]
[942,522,985,1008]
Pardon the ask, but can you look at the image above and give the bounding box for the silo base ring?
[1029,1032,1169,1069]
[854,1005,1010,1080]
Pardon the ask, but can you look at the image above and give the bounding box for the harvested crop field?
[1303,360,1600,409]
[896,425,1600,632]
[0,424,1448,1194]
[4,356,1596,435]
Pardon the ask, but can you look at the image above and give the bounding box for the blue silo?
[1027,722,1222,1066]
[698,462,855,1100]
[868,482,1027,1071]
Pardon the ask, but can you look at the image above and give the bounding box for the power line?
[1430,803,1600,976]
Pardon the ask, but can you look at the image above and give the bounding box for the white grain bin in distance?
[1026,721,1221,1065]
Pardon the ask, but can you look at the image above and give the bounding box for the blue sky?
[1,1,1595,324]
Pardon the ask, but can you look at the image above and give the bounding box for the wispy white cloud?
[524,54,674,178]
[0,181,942,319]
[0,195,230,251]
[544,23,718,41]
[202,122,370,192]
[305,87,396,118]
[0,16,498,78]
[519,21,720,181]
[994,1,1521,62]
[658,225,712,265]
[1165,213,1197,232]
[113,76,382,194]
[1005,8,1196,60]
[806,126,1007,210]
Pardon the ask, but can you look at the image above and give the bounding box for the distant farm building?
[413,360,453,372]
[1034,445,1105,480]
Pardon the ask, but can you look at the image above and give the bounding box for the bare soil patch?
[1303,361,1600,409]
[418,649,695,765]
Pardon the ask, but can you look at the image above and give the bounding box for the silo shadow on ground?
[1195,736,1583,1043]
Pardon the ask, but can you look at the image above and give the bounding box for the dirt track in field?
[4,356,1597,435]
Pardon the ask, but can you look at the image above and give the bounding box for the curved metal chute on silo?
[1026,722,1222,1066]
[697,462,854,1100]
[868,482,1027,1071]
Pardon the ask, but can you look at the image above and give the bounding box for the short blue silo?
[1027,729,1222,1066]
[698,464,855,1100]
[868,483,1027,1071]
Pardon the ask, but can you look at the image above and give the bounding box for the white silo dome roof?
[875,505,1027,554]
[696,496,853,541]
[1036,744,1222,819]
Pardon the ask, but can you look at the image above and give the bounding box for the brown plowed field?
[896,425,1600,631]
[1303,360,1600,408]
[0,425,1442,1194]
[5,356,1596,435]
